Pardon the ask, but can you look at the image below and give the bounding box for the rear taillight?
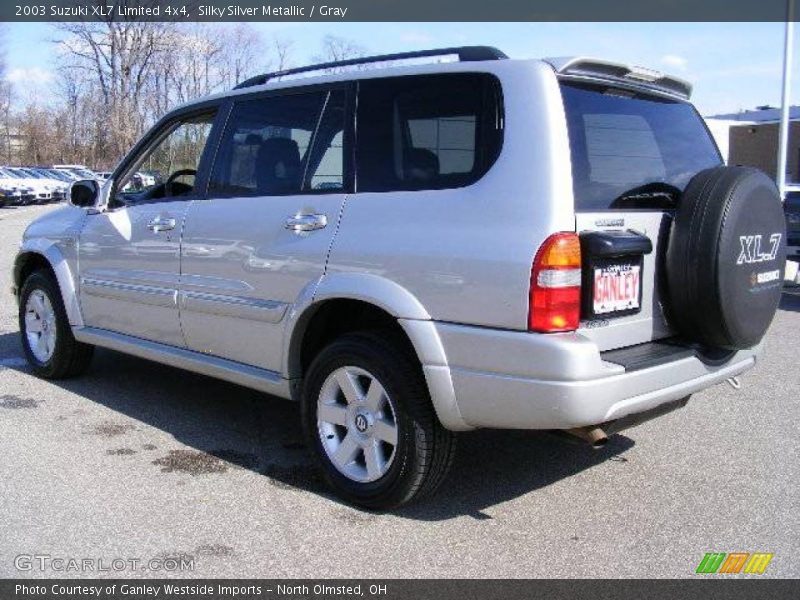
[529,232,582,332]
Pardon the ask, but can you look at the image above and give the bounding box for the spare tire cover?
[666,166,786,350]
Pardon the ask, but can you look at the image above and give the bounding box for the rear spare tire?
[666,166,786,350]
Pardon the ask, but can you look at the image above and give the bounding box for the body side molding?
[72,326,292,399]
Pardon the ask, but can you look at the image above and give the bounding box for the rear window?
[356,73,503,192]
[561,82,721,211]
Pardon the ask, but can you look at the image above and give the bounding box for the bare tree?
[271,35,293,72]
[0,81,13,164]
[54,2,171,161]
[217,23,263,87]
[314,35,367,70]
[3,22,362,169]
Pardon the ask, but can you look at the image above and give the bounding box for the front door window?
[115,113,216,202]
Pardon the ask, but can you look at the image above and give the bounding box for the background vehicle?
[785,185,800,251]
[53,164,99,182]
[1,167,52,203]
[17,168,67,201]
[12,48,787,509]
[0,169,33,205]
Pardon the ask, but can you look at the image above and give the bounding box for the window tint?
[209,89,346,197]
[561,82,721,210]
[356,73,503,192]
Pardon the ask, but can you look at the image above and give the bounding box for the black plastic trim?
[602,338,737,372]
[234,46,508,90]
[580,229,653,258]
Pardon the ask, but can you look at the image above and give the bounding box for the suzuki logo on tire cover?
[736,233,782,265]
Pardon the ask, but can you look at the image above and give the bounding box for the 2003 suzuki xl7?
[12,47,787,508]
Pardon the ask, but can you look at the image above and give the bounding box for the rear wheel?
[301,332,456,509]
[19,270,94,379]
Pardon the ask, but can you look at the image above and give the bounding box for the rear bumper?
[429,322,758,430]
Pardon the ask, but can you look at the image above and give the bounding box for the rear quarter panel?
[326,60,575,330]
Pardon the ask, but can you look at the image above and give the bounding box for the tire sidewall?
[19,271,71,378]
[666,167,785,349]
[300,334,426,508]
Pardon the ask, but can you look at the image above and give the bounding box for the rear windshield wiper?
[610,182,681,209]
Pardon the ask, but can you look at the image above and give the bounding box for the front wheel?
[301,332,456,509]
[19,270,94,379]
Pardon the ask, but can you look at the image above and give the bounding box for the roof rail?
[233,46,508,90]
[544,57,693,100]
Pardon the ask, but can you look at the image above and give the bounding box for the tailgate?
[576,212,672,351]
[559,79,723,351]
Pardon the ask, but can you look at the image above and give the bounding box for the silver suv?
[12,47,787,508]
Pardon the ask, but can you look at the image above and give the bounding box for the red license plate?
[593,263,641,315]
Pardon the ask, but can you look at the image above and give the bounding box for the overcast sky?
[4,21,799,116]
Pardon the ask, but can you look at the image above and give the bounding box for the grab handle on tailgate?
[579,230,653,258]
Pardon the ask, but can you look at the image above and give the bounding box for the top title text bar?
[3,0,800,22]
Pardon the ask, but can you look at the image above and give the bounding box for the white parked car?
[19,168,68,201]
[1,168,53,203]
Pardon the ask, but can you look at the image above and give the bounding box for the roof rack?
[233,46,508,90]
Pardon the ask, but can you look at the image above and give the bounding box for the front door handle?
[147,216,177,233]
[284,214,327,233]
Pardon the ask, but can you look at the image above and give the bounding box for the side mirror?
[69,179,99,208]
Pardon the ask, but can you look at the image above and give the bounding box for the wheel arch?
[283,273,471,431]
[14,242,83,327]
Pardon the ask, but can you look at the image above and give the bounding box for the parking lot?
[0,203,798,579]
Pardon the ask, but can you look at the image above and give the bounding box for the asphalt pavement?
[1,204,798,578]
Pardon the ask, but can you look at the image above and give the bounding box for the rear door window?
[356,73,503,192]
[561,82,721,210]
[208,88,346,197]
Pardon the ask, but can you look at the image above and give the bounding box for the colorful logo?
[696,552,773,574]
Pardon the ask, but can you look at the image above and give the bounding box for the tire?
[301,331,456,509]
[19,270,94,379]
[665,166,786,350]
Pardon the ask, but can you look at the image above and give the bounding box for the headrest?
[403,148,440,182]
[255,137,301,194]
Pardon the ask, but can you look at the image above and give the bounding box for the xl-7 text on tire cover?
[12,47,787,508]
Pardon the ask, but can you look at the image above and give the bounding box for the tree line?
[0,19,366,169]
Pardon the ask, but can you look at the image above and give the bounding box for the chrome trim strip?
[72,326,292,399]
[178,290,288,323]
[81,277,176,308]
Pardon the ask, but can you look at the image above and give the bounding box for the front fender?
[15,239,83,327]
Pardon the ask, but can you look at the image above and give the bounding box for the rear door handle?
[147,216,177,233]
[284,214,327,232]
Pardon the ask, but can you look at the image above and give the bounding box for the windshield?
[561,82,722,211]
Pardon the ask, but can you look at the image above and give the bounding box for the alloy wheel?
[317,366,399,483]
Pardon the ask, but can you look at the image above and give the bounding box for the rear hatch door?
[559,80,723,351]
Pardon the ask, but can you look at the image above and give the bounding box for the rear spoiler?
[544,57,692,100]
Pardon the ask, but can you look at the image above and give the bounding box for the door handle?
[284,214,327,233]
[147,216,177,232]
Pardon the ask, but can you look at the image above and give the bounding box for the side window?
[208,89,346,197]
[117,113,216,199]
[356,73,503,192]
